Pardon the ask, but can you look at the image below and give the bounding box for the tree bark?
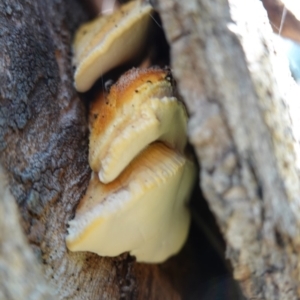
[155,0,300,299]
[0,165,53,299]
[0,0,195,299]
[3,0,299,299]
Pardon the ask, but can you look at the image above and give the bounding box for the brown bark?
[155,0,300,299]
[0,0,202,299]
[1,0,243,298]
[3,0,299,298]
[262,0,300,44]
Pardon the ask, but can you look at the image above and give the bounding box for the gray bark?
[155,0,300,299]
[2,0,299,299]
[0,165,53,299]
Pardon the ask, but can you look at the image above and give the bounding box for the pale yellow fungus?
[68,9,196,262]
[73,1,153,92]
[89,67,188,184]
[66,143,196,263]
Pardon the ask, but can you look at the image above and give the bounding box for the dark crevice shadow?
[160,171,245,300]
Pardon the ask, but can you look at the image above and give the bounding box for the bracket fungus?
[73,0,153,92]
[66,68,196,263]
[67,1,196,263]
[89,67,188,184]
[66,143,196,263]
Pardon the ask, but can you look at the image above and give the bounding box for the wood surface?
[1,0,300,299]
[155,0,300,298]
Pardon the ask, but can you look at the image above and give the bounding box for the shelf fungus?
[73,0,153,92]
[66,68,196,263]
[89,67,188,184]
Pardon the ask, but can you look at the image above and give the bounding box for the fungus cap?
[73,1,153,92]
[66,143,196,263]
[89,67,188,184]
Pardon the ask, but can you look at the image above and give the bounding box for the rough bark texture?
[3,0,299,298]
[0,0,198,299]
[0,165,53,299]
[155,0,300,299]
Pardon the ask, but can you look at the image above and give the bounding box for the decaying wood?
[0,0,196,299]
[155,0,300,299]
[2,0,299,298]
[262,0,300,44]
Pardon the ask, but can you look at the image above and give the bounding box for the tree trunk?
[0,165,53,299]
[1,0,299,299]
[0,0,193,299]
[155,0,300,299]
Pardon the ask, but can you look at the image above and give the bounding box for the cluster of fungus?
[66,0,196,263]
